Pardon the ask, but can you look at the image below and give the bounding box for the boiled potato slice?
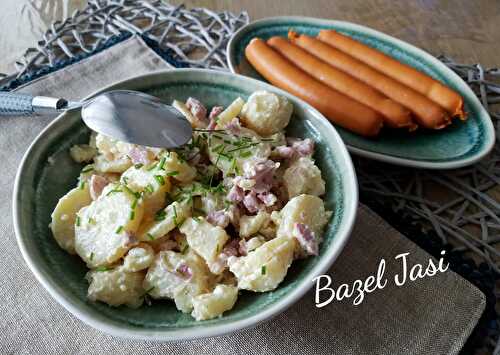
[215,97,245,128]
[122,243,155,272]
[121,164,171,216]
[161,151,197,183]
[137,201,191,241]
[228,236,295,292]
[179,217,229,274]
[143,250,212,313]
[50,183,92,254]
[75,184,144,268]
[239,211,270,238]
[240,91,292,136]
[86,267,145,308]
[191,284,238,321]
[94,154,132,173]
[283,157,325,198]
[276,194,330,240]
[69,144,97,163]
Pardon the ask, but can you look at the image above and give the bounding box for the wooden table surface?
[1,0,500,74]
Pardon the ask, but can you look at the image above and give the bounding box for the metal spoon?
[0,90,193,148]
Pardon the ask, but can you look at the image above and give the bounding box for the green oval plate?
[13,69,357,341]
[227,16,495,169]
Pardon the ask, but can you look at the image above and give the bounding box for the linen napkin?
[0,36,485,355]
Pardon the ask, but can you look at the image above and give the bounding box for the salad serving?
[50,90,331,321]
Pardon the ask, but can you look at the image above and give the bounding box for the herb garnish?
[154,175,166,186]
[81,165,94,173]
[155,210,166,221]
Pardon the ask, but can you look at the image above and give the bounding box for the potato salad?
[50,90,331,321]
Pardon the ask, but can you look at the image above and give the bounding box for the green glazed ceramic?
[13,69,357,340]
[227,16,495,169]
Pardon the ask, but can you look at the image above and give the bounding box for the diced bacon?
[128,146,152,165]
[207,119,218,130]
[176,263,193,279]
[257,192,277,207]
[89,174,109,200]
[124,232,139,248]
[238,239,248,256]
[294,223,319,256]
[156,239,177,252]
[186,97,207,121]
[223,238,241,257]
[226,117,242,135]
[243,191,262,213]
[207,210,230,228]
[249,160,279,193]
[291,138,314,156]
[209,106,224,120]
[274,145,295,159]
[227,183,245,202]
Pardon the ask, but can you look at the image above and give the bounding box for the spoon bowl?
[81,90,193,148]
[0,90,193,148]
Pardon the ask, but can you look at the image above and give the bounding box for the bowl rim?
[13,68,358,341]
[226,16,496,169]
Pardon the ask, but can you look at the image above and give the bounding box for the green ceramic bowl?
[13,69,357,340]
[227,16,495,169]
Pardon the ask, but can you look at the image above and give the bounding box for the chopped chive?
[223,139,232,145]
[145,184,154,194]
[122,185,135,196]
[239,150,252,158]
[166,171,179,176]
[192,216,200,223]
[106,187,122,196]
[216,244,220,253]
[95,266,110,272]
[181,244,189,254]
[155,210,166,221]
[145,286,155,293]
[129,210,135,221]
[75,216,81,227]
[158,157,167,170]
[147,233,155,241]
[227,143,259,153]
[115,225,124,234]
[234,163,241,176]
[173,205,178,226]
[90,252,94,261]
[79,181,85,190]
[81,165,94,173]
[88,217,96,225]
[134,163,144,169]
[212,144,224,152]
[261,265,267,275]
[154,175,166,186]
[122,176,129,185]
[131,198,138,209]
[215,146,226,166]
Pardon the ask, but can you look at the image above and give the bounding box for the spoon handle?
[0,92,68,116]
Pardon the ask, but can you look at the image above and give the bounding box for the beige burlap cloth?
[0,36,485,355]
